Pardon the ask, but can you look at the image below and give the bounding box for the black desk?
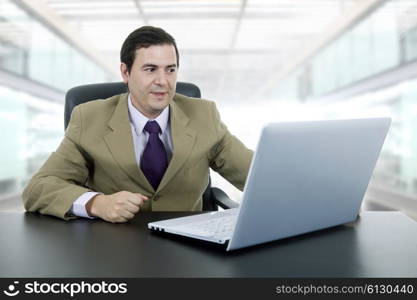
[1,211,416,277]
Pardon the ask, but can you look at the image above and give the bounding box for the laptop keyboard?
[174,215,237,238]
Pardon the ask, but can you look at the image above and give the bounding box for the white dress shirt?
[69,94,173,218]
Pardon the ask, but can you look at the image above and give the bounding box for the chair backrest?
[65,81,201,129]
[64,81,217,211]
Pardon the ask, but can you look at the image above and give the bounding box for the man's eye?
[145,68,155,72]
[168,68,176,73]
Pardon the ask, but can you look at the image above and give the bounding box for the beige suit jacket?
[22,93,253,220]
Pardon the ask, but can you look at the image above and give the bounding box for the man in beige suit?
[22,26,253,223]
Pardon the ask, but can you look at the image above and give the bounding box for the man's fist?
[86,191,148,223]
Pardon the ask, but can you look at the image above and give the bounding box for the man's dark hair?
[120,26,179,73]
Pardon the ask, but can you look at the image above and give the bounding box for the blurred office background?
[0,0,416,220]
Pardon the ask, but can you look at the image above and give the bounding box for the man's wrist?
[86,194,103,217]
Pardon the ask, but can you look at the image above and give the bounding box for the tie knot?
[144,120,161,134]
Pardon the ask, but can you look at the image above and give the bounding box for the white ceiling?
[40,0,363,102]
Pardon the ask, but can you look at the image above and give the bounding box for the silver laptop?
[148,118,391,251]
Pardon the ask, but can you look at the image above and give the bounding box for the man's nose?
[153,70,168,86]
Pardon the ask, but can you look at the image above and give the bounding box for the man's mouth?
[150,91,167,97]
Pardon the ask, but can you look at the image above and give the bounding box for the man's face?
[120,44,178,118]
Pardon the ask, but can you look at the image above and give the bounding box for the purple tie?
[140,121,168,190]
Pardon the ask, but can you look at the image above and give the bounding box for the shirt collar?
[127,94,170,136]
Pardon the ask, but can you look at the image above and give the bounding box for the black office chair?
[64,82,238,211]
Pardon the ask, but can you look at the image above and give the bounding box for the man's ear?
[120,63,129,84]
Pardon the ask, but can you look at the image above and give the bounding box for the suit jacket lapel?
[103,93,154,192]
[156,96,196,193]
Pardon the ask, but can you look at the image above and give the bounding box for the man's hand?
[86,191,148,223]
